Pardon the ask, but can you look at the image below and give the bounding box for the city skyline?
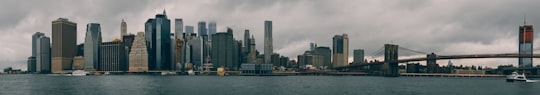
[3,0,540,70]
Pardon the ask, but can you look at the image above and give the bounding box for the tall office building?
[212,28,237,70]
[51,18,77,73]
[185,26,194,34]
[29,32,45,73]
[264,20,273,64]
[198,21,210,64]
[121,19,127,37]
[248,36,257,63]
[84,23,102,71]
[208,22,216,40]
[519,24,534,68]
[129,32,149,72]
[175,19,184,70]
[145,10,172,70]
[100,41,128,71]
[187,35,203,67]
[332,34,349,68]
[353,49,365,64]
[36,36,51,73]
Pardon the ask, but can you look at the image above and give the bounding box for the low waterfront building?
[240,62,273,75]
[72,56,84,70]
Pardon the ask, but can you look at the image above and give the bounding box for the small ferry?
[506,72,538,82]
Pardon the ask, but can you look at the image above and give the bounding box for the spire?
[163,9,167,15]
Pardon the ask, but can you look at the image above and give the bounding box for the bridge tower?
[383,44,399,77]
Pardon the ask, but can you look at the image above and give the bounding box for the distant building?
[313,46,331,68]
[51,18,77,73]
[145,10,172,70]
[297,52,324,69]
[174,19,184,71]
[84,23,102,71]
[185,26,194,34]
[519,24,534,68]
[353,49,364,64]
[406,63,420,73]
[99,41,128,71]
[36,36,51,73]
[198,21,210,64]
[72,56,84,70]
[271,53,281,67]
[240,63,273,75]
[264,20,273,64]
[187,35,203,68]
[27,57,36,73]
[208,22,216,41]
[129,32,149,72]
[332,34,349,68]
[121,19,127,37]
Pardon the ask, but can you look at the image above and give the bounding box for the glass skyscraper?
[264,20,273,64]
[84,23,102,71]
[332,34,349,68]
[145,10,172,70]
[519,25,534,68]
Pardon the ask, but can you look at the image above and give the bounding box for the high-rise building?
[187,35,203,67]
[353,49,365,64]
[129,32,149,72]
[519,24,534,68]
[51,18,77,73]
[310,43,317,51]
[212,28,238,70]
[198,21,210,64]
[332,34,349,68]
[208,22,216,40]
[174,19,184,71]
[264,20,273,64]
[248,36,257,63]
[36,36,51,73]
[185,26,194,34]
[84,23,102,71]
[29,32,45,73]
[100,41,128,71]
[313,46,331,68]
[145,10,171,70]
[121,19,127,37]
[122,34,135,53]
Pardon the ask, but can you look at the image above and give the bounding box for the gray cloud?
[1,0,540,70]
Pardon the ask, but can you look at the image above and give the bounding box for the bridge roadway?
[334,53,540,69]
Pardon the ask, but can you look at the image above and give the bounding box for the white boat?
[187,70,195,75]
[71,70,88,76]
[506,72,537,82]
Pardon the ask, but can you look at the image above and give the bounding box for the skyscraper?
[145,10,171,70]
[264,20,273,64]
[36,36,51,73]
[185,26,194,34]
[313,46,331,68]
[84,23,102,71]
[208,22,216,40]
[519,24,534,68]
[198,21,210,64]
[129,32,149,72]
[51,18,77,73]
[175,18,184,71]
[353,49,364,64]
[212,28,237,70]
[332,34,349,68]
[29,32,45,73]
[121,19,127,37]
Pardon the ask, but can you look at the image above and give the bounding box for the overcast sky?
[2,0,540,70]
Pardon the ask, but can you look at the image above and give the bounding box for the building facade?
[100,41,128,71]
[212,28,240,70]
[353,49,365,64]
[332,34,349,68]
[51,18,77,73]
[129,32,149,72]
[84,23,102,71]
[121,19,127,37]
[313,46,332,68]
[264,20,273,64]
[519,24,534,68]
[145,10,172,70]
[36,36,51,73]
[174,18,184,71]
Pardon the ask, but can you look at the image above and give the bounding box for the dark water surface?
[1,74,539,95]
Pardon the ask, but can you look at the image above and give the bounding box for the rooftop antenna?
[524,14,527,25]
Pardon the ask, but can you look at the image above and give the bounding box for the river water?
[1,74,539,95]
